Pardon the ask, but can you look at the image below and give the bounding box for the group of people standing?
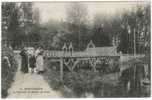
[20,46,45,74]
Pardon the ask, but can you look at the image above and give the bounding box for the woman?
[36,47,44,74]
[20,47,28,73]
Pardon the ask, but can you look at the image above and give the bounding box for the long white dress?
[35,49,44,72]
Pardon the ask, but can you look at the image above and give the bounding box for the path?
[7,53,63,98]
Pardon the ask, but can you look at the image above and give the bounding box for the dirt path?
[7,53,63,98]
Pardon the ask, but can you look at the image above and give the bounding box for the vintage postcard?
[1,0,151,98]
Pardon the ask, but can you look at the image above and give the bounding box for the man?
[29,53,36,73]
[20,47,28,73]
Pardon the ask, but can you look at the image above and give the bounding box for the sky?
[33,1,149,24]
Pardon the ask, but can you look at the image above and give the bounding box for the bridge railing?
[44,50,86,57]
[44,50,121,58]
[120,54,145,62]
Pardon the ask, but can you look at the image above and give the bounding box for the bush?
[1,46,18,98]
[44,60,121,97]
[63,70,103,97]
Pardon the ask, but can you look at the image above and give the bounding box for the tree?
[2,2,11,40]
[18,3,33,46]
[2,3,22,48]
[66,2,89,50]
[118,4,150,54]
[18,2,42,47]
[33,8,40,25]
[143,5,150,55]
[92,14,113,47]
[135,5,150,55]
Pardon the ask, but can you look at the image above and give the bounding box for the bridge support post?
[60,57,63,82]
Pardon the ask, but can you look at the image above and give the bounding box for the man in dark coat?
[29,53,36,73]
[20,47,28,73]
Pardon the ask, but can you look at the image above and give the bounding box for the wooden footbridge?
[43,49,145,82]
[43,49,120,81]
[13,48,145,82]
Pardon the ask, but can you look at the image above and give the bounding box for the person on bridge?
[20,47,28,73]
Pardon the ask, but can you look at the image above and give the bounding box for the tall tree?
[118,4,150,54]
[135,5,150,55]
[18,2,41,47]
[92,14,113,47]
[66,2,88,50]
[32,8,40,25]
[2,3,22,48]
[19,3,33,42]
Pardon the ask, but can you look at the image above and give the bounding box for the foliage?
[1,46,18,98]
[92,14,113,47]
[2,2,41,48]
[63,70,101,96]
[2,3,150,54]
[2,3,21,45]
[44,59,122,97]
[118,5,150,54]
[65,3,90,50]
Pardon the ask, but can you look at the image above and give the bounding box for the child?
[29,53,36,73]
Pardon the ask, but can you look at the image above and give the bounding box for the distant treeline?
[2,2,150,54]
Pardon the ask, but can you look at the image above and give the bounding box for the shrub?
[44,59,121,97]
[1,46,18,98]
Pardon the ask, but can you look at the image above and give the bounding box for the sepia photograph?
[1,1,151,98]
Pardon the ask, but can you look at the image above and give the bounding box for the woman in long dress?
[36,48,44,74]
[20,48,28,73]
